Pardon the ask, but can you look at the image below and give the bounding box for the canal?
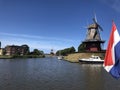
[0,57,119,90]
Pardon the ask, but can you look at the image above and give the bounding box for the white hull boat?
[79,55,104,64]
[58,56,63,60]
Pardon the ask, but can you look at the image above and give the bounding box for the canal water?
[0,57,120,90]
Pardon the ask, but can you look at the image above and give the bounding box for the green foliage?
[78,43,86,52]
[12,55,45,58]
[21,44,30,55]
[2,49,6,55]
[56,46,76,56]
[30,49,44,55]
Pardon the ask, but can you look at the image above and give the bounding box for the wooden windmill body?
[82,18,105,52]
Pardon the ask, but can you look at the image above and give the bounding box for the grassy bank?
[0,55,13,59]
[64,52,105,63]
[0,55,45,59]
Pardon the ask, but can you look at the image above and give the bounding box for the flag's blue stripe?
[110,41,120,79]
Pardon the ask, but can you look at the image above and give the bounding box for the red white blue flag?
[103,21,120,79]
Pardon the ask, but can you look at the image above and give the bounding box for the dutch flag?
[103,21,120,79]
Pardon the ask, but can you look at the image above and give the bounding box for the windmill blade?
[98,24,103,31]
[82,26,88,29]
[80,25,89,29]
[93,17,103,31]
[97,27,102,40]
[94,12,97,22]
[93,12,98,24]
[93,30,97,39]
[93,18,97,24]
[93,28,101,40]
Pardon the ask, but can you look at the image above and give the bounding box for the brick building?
[5,45,29,55]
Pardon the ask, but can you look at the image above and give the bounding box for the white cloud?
[0,32,79,53]
[0,32,76,42]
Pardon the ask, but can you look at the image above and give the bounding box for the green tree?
[78,43,86,52]
[2,49,6,55]
[40,51,44,55]
[70,46,76,53]
[31,49,43,55]
[56,46,76,56]
[21,44,30,55]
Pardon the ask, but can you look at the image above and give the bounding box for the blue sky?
[0,0,120,53]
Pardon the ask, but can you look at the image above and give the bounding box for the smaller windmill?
[50,49,54,55]
[82,15,105,52]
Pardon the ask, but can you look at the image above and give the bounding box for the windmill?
[81,15,105,52]
[86,15,103,41]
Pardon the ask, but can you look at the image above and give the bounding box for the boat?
[57,50,63,60]
[57,56,63,60]
[79,55,104,64]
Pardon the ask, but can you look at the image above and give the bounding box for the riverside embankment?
[0,55,45,59]
[64,52,105,63]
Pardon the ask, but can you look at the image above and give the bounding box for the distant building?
[0,42,4,55]
[0,48,4,55]
[5,44,30,55]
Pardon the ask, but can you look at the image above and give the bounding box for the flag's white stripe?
[104,65,114,72]
[114,29,120,45]
[112,29,120,65]
[104,29,120,72]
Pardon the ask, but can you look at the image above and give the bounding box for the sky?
[0,0,120,53]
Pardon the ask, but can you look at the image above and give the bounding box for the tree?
[78,43,86,52]
[56,46,76,56]
[2,49,6,55]
[70,46,76,53]
[31,49,43,55]
[40,51,44,55]
[21,44,30,55]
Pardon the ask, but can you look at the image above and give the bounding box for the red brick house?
[5,45,29,55]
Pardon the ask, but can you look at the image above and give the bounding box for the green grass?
[0,55,45,59]
[0,55,13,59]
[64,52,105,63]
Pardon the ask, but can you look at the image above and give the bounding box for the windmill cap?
[88,23,98,29]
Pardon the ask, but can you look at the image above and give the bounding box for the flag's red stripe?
[104,22,116,66]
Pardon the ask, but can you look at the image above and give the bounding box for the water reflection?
[0,58,120,90]
[80,64,104,90]
[80,64,120,90]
